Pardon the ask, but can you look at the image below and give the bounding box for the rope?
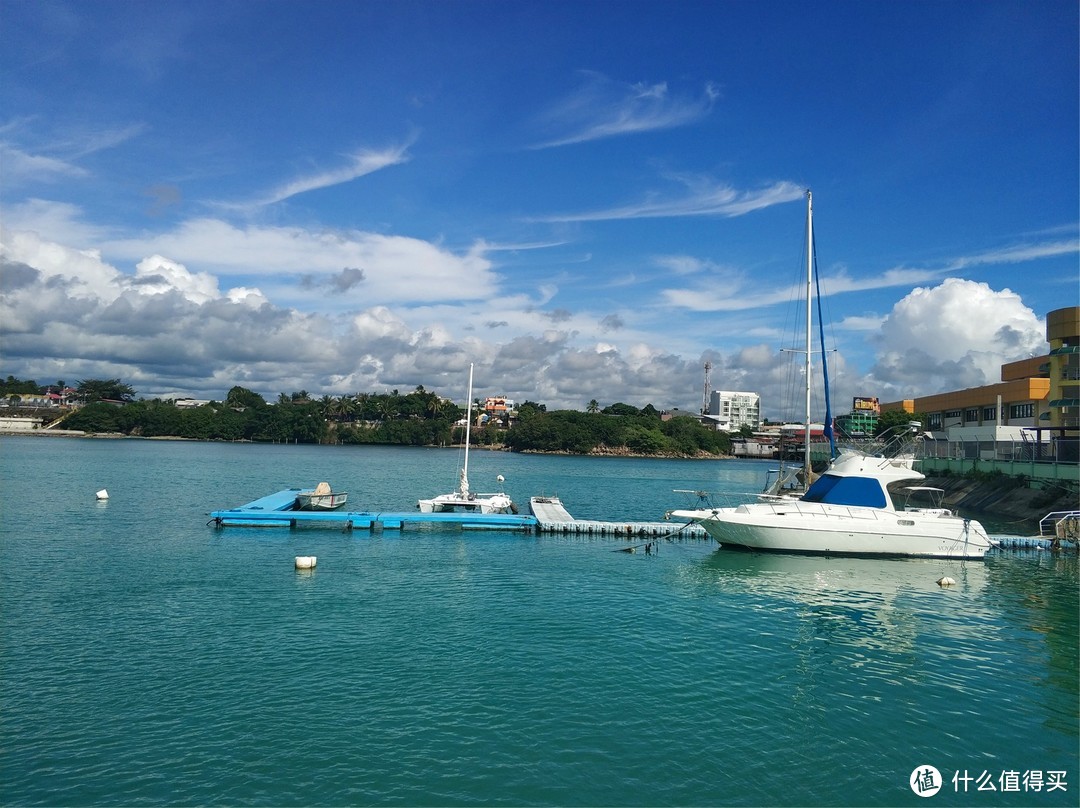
[612,520,704,553]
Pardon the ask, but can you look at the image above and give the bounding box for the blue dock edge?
[209,488,539,531]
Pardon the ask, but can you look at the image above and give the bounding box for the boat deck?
[208,490,708,538]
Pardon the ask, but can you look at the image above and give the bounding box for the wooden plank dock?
[208,490,708,539]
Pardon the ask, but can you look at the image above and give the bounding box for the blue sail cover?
[801,474,887,508]
[813,239,836,458]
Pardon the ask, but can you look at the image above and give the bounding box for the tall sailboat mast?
[461,363,474,495]
[804,190,813,483]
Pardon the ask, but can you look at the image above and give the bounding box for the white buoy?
[497,474,505,483]
[295,556,317,570]
[937,576,956,587]
[95,489,109,500]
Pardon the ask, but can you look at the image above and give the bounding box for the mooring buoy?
[95,489,109,500]
[295,556,317,570]
[937,576,956,587]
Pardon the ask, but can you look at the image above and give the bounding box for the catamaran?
[418,364,516,515]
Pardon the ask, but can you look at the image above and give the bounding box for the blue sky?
[1,0,1077,419]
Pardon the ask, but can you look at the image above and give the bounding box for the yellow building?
[1043,306,1080,432]
[881,306,1078,452]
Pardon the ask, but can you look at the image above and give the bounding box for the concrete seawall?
[922,475,1076,531]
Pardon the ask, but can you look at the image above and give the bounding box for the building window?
[945,409,962,419]
[1009,403,1034,419]
[982,406,996,421]
[927,414,942,429]
[964,408,979,423]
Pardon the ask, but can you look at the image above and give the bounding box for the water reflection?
[696,548,988,604]
[684,548,1078,744]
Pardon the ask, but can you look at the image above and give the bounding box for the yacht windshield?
[800,474,887,508]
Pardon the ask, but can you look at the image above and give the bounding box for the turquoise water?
[1,436,1076,807]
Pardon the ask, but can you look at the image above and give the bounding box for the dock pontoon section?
[209,490,708,538]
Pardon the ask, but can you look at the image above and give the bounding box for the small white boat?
[418,472,515,514]
[296,482,348,511]
[419,364,517,515]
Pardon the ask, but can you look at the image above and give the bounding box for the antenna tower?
[702,361,712,415]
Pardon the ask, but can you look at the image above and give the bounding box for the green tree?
[624,424,668,454]
[64,402,121,432]
[874,409,927,437]
[586,399,600,413]
[76,378,136,402]
[225,386,266,409]
[602,402,640,416]
[0,376,39,395]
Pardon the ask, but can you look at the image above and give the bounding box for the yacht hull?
[418,493,514,514]
[671,504,991,559]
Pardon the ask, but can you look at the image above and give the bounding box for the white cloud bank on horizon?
[0,222,1052,415]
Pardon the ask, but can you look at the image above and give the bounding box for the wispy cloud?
[0,122,145,185]
[531,72,718,149]
[0,145,89,183]
[944,239,1079,270]
[256,142,413,206]
[57,123,147,159]
[533,178,803,222]
[660,237,1077,313]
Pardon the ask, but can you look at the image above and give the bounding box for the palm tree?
[587,399,600,414]
[331,395,355,421]
[377,397,396,422]
[354,393,371,421]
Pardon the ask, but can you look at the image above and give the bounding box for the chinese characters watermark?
[910,766,1068,797]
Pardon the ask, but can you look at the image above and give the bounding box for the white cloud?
[531,72,717,149]
[0,145,89,183]
[868,278,1045,395]
[0,123,144,184]
[100,218,499,306]
[0,198,112,245]
[248,142,413,207]
[536,179,804,222]
[133,255,222,304]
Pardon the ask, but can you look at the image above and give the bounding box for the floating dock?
[208,488,537,531]
[208,490,706,539]
[530,496,708,539]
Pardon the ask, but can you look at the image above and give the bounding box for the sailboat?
[760,191,832,500]
[668,191,994,559]
[418,364,516,514]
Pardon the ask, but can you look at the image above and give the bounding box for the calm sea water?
[1,436,1076,807]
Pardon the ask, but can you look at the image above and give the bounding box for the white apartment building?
[708,390,762,432]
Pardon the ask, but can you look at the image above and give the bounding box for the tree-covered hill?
[3,377,732,457]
